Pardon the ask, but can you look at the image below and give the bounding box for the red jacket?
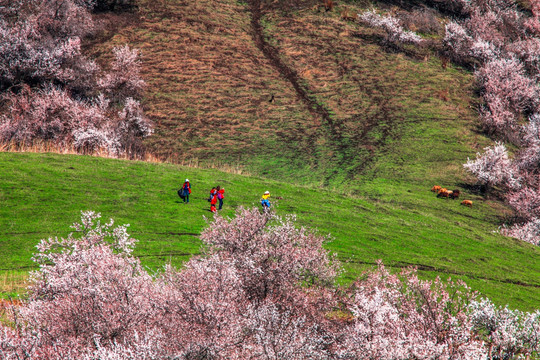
[183,182,191,194]
[218,189,225,199]
[210,194,217,205]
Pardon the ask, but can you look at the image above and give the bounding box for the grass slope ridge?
[0,152,539,311]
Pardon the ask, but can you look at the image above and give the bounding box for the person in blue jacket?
[181,179,191,203]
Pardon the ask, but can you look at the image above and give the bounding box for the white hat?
[185,179,189,182]
[264,191,270,194]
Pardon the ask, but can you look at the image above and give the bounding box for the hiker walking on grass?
[261,190,271,212]
[210,188,218,213]
[208,187,217,202]
[181,179,191,203]
[217,186,225,210]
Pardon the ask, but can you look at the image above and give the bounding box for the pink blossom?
[506,187,540,220]
[501,219,540,246]
[464,142,519,188]
[1,209,538,358]
[469,39,499,62]
[444,22,473,59]
[0,0,152,157]
[479,94,518,138]
[341,263,485,359]
[476,58,538,113]
[99,45,146,102]
[117,98,153,139]
[469,298,540,358]
[359,10,424,45]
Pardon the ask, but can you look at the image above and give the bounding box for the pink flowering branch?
[359,10,424,46]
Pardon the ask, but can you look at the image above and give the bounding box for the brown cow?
[449,190,460,199]
[437,188,450,198]
[431,185,441,193]
[461,200,473,207]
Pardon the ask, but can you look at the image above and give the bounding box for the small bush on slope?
[358,10,424,47]
[1,209,539,358]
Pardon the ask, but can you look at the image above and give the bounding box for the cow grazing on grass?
[431,185,441,192]
[449,190,460,199]
[461,200,473,207]
[437,188,450,198]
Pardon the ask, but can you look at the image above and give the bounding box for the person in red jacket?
[210,190,218,213]
[181,179,191,203]
[208,187,217,201]
[216,186,225,210]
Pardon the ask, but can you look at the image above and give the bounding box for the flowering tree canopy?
[1,209,539,358]
[0,0,151,157]
[464,142,519,189]
[358,10,424,46]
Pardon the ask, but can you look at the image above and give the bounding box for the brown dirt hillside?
[90,0,313,173]
[89,0,481,187]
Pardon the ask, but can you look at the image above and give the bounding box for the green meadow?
[1,152,538,311]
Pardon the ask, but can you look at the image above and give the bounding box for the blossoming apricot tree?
[1,209,539,358]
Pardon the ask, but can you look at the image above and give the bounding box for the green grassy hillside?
[1,152,539,311]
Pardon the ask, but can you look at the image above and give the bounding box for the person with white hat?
[261,190,271,211]
[181,179,191,204]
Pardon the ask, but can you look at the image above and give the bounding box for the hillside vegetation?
[1,0,540,312]
[90,0,484,188]
[5,0,540,356]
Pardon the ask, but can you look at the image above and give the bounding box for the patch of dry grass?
[89,0,314,172]
[0,140,250,175]
[0,271,28,298]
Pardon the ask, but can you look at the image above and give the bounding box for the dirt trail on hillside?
[94,0,479,185]
[247,0,349,182]
[247,0,402,182]
[248,0,336,130]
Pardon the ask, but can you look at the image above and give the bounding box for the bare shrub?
[398,8,442,35]
[93,0,138,12]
